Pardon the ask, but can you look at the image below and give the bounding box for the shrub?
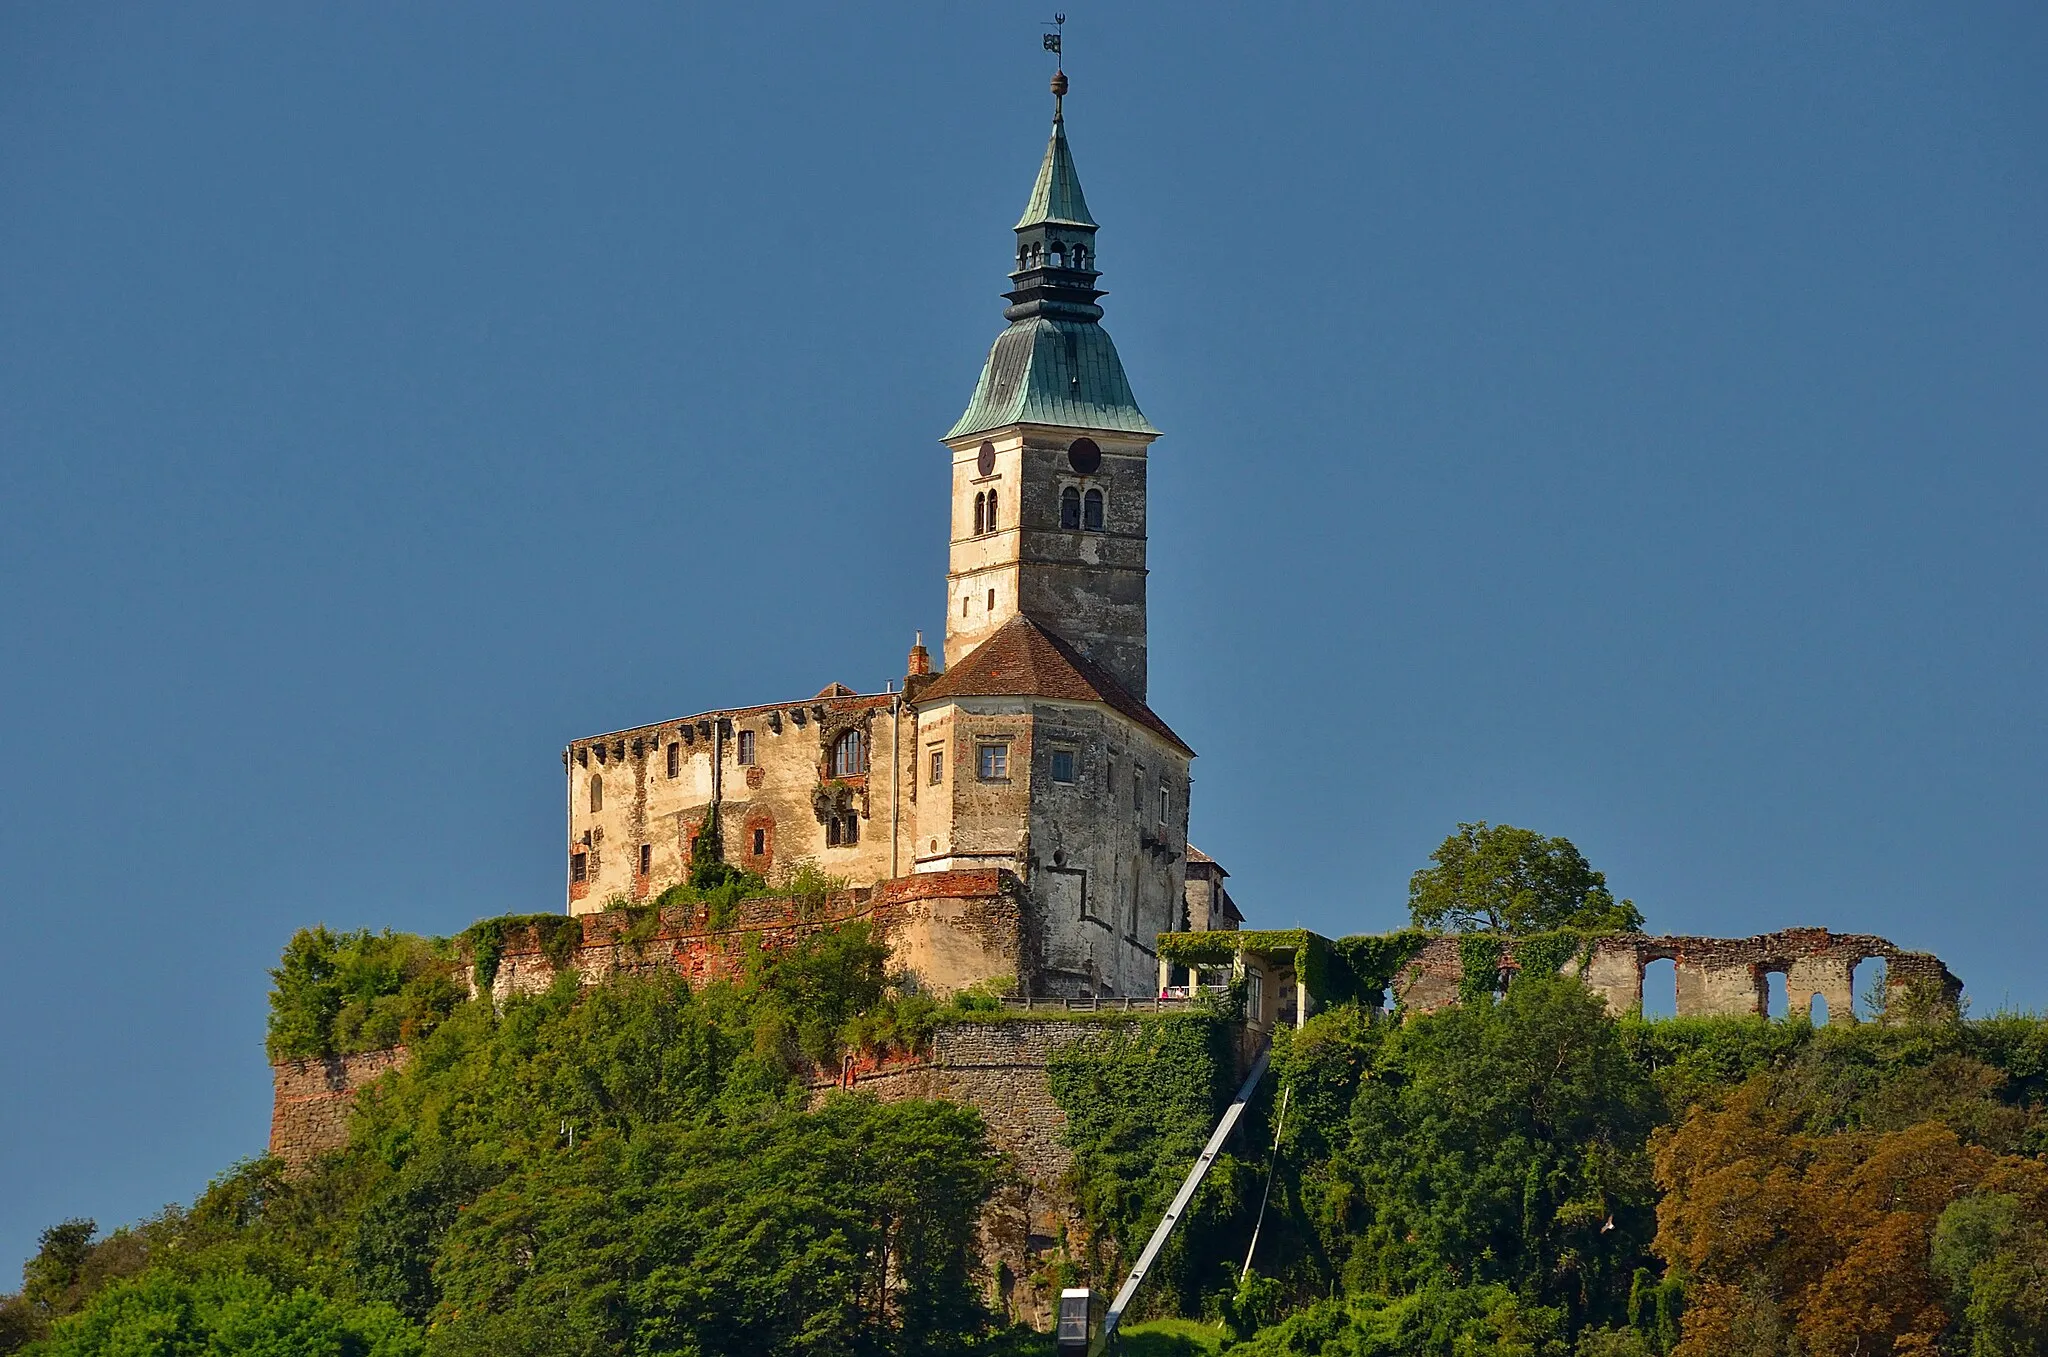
[267,927,464,1061]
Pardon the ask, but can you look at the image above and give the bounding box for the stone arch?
[1641,956,1677,1017]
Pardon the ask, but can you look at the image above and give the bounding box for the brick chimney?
[907,631,931,677]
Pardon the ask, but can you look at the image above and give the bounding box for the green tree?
[1933,1193,2048,1356]
[40,1269,421,1357]
[1408,823,1643,935]
[425,1096,994,1357]
[1285,976,1660,1328]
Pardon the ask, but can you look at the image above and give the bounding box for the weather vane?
[1043,13,1067,116]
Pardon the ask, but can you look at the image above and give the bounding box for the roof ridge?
[918,614,1192,756]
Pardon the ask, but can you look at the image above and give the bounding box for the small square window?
[978,743,1009,781]
[928,747,944,785]
[737,730,756,765]
[1051,749,1076,784]
[827,813,860,847]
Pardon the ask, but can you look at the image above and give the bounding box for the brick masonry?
[480,869,1029,1003]
[267,1048,409,1170]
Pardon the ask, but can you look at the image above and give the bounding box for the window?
[978,743,1009,781]
[752,827,767,855]
[1247,971,1264,1017]
[570,851,588,883]
[1083,487,1104,530]
[986,489,998,531]
[666,742,680,778]
[827,813,860,846]
[1132,769,1144,812]
[928,746,944,785]
[638,843,651,877]
[1051,748,1076,783]
[737,730,756,765]
[589,775,603,812]
[987,588,996,612]
[831,729,868,777]
[973,491,985,535]
[1061,485,1081,529]
[1159,784,1171,824]
[962,595,970,617]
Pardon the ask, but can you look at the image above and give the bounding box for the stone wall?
[813,1018,1172,1329]
[267,1048,409,1170]
[263,1014,1199,1330]
[1392,928,1962,1021]
[565,691,913,914]
[481,869,1030,1003]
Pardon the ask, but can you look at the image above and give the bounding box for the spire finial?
[1043,14,1067,119]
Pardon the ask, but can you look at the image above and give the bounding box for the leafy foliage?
[20,924,1006,1357]
[1274,977,1660,1328]
[1045,1015,1248,1317]
[1409,823,1643,936]
[268,928,466,1061]
[39,1270,421,1357]
[1227,1283,1569,1356]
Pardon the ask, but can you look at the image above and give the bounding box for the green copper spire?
[1015,112,1096,230]
[947,73,1156,441]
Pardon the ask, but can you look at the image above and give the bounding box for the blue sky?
[1,3,2042,1275]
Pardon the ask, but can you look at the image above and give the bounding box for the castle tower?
[914,73,1192,999]
[942,74,1161,699]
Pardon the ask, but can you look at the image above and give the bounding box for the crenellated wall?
[1392,927,1962,1021]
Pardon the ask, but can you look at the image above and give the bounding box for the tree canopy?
[1408,822,1644,935]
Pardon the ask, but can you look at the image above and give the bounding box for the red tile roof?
[916,614,1194,756]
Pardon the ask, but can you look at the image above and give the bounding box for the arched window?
[589,775,603,812]
[986,489,998,532]
[1060,485,1081,529]
[1050,243,1066,267]
[831,729,868,778]
[973,492,985,535]
[1083,488,1104,530]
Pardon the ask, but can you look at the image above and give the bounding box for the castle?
[269,77,1963,1327]
[562,72,1227,1000]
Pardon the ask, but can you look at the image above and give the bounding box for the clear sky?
[2,2,2042,1276]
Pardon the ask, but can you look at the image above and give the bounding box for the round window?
[1067,437,1102,475]
[976,440,997,476]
